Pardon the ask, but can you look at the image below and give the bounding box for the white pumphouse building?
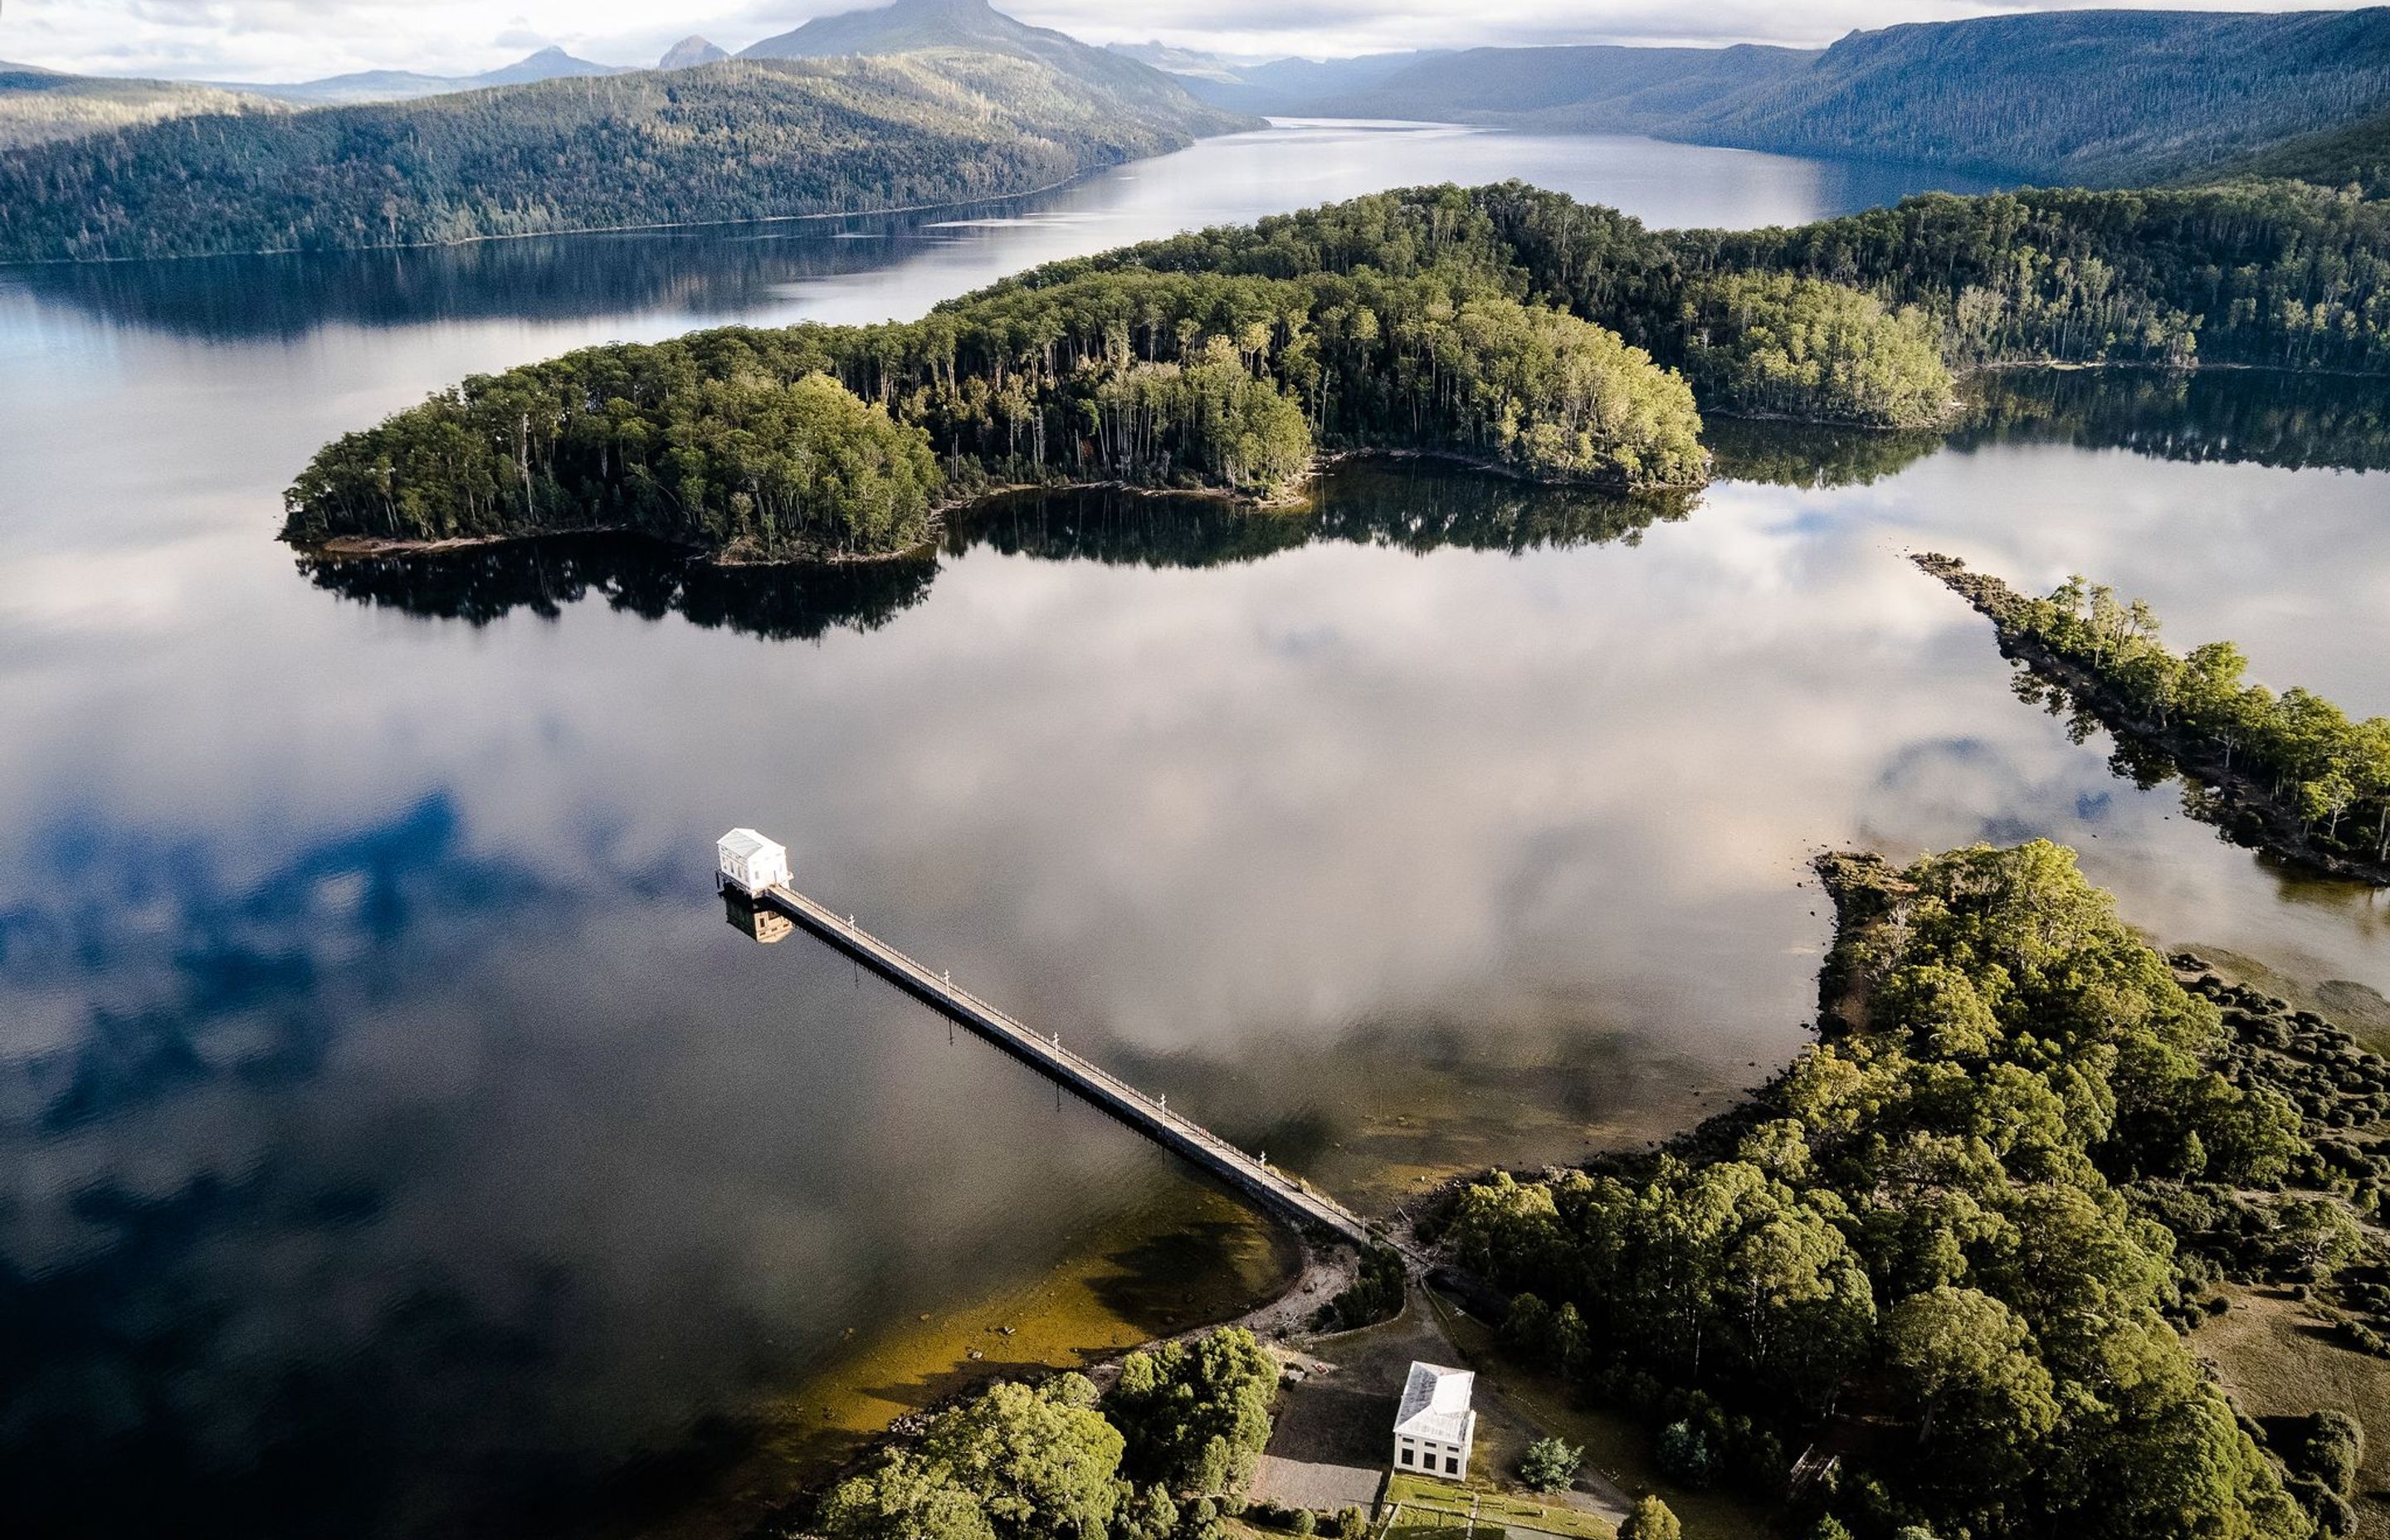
[1393,1361,1476,1479]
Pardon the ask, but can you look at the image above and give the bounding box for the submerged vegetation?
[1443,841,2383,1540]
[1919,554,2390,885]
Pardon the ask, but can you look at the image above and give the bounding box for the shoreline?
[285,449,1688,572]
[0,156,1161,270]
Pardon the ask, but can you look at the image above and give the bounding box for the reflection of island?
[298,534,938,642]
[300,463,1696,631]
[1952,364,2390,471]
[1711,365,2390,490]
[963,461,1694,566]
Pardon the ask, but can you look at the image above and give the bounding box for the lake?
[1,121,2382,1538]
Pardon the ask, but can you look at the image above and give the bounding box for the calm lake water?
[1,121,2382,1538]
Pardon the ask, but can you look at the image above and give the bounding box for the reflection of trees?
[1703,417,1946,490]
[1312,460,1695,553]
[1953,366,2390,472]
[298,534,938,642]
[953,489,1318,568]
[12,210,931,340]
[958,461,1693,568]
[298,462,1697,631]
[1712,366,2390,489]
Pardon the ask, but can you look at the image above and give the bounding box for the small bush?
[1517,1436,1583,1493]
[1618,1495,1682,1540]
[2290,1410,2365,1495]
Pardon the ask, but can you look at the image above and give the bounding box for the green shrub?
[1516,1437,1583,1493]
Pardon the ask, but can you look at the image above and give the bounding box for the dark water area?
[0,120,2379,1539]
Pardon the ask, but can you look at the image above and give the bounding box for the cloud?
[2,0,2380,80]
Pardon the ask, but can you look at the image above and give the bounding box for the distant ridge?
[1678,7,2390,184]
[1294,43,1810,125]
[1142,7,2390,186]
[660,37,730,70]
[217,46,626,106]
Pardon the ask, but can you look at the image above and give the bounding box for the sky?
[2,0,2380,83]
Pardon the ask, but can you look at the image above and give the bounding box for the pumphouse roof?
[1393,1362,1474,1443]
[719,828,775,860]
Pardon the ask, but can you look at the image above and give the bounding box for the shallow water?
[0,121,2378,1538]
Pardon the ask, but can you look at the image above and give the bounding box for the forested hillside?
[0,52,1251,262]
[1158,7,2390,188]
[1685,7,2390,185]
[0,65,276,150]
[2222,105,2390,198]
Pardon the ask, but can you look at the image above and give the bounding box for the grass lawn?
[2198,1284,2390,1539]
[1384,1473,1615,1538]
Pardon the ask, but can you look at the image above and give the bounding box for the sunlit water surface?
[1,122,2381,1538]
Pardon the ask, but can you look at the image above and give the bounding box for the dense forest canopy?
[1099,179,2390,378]
[289,176,2390,563]
[1445,841,2344,1540]
[283,220,1714,561]
[0,51,1249,262]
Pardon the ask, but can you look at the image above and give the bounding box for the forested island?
[1919,555,2390,885]
[1441,840,2387,1540]
[286,177,2390,567]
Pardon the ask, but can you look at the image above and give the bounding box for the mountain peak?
[741,0,1043,64]
[660,35,730,70]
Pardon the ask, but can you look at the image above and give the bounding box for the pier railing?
[761,882,1378,1250]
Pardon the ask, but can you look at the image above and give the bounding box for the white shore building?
[1393,1361,1476,1479]
[716,828,790,895]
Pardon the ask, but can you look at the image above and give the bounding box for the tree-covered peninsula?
[1444,840,2387,1540]
[1919,555,2390,885]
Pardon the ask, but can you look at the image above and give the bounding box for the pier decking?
[758,880,1378,1250]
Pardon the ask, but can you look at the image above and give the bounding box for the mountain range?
[210,46,629,107]
[8,0,2390,207]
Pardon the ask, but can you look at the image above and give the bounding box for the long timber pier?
[757,880,1378,1251]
